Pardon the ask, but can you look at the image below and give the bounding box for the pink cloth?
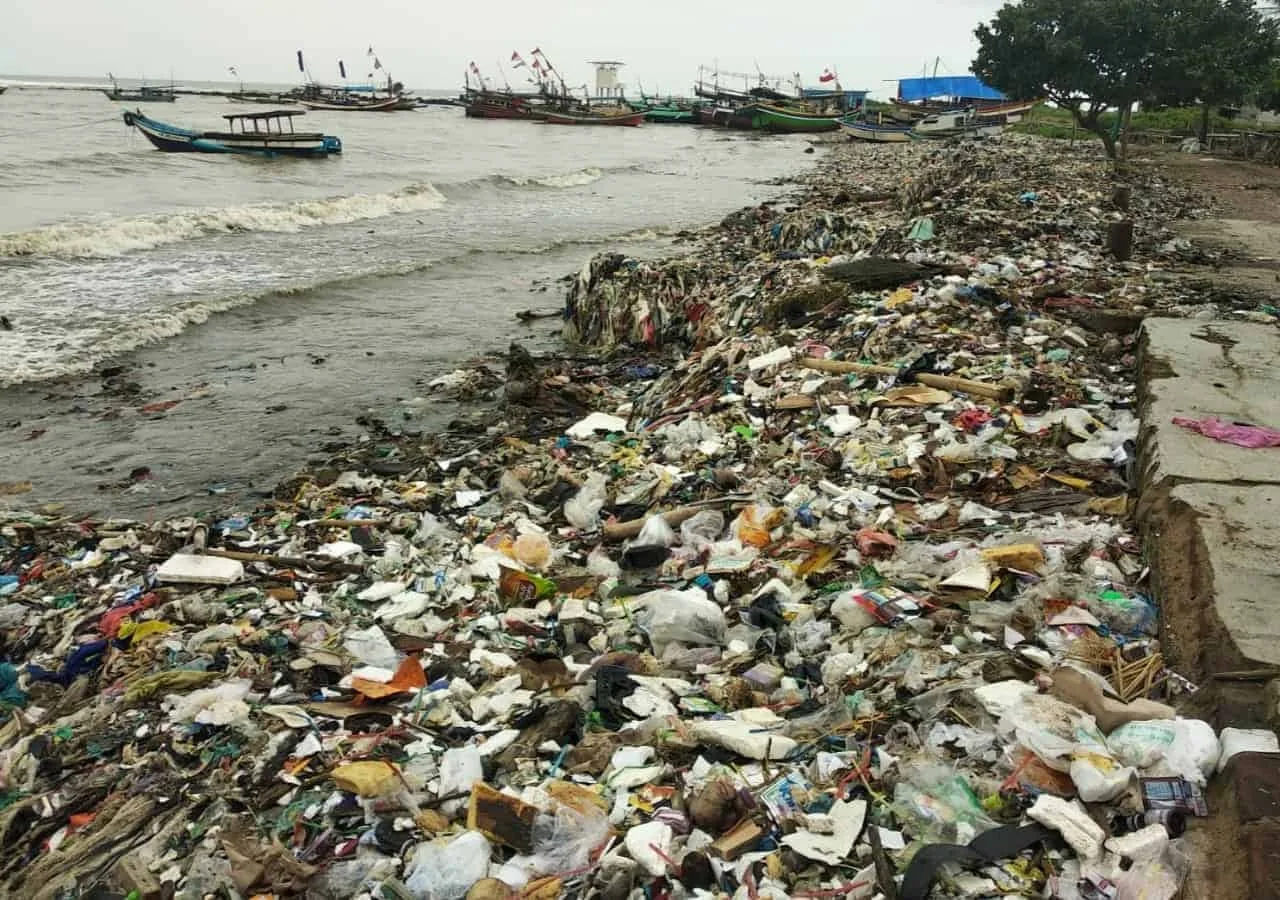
[1172,416,1280,449]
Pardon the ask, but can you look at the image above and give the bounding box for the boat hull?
[839,120,915,143]
[465,102,540,119]
[104,90,175,103]
[122,111,341,157]
[750,104,841,133]
[296,96,401,112]
[643,107,697,124]
[543,111,644,126]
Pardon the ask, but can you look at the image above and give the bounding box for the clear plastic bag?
[637,588,727,654]
[564,473,608,532]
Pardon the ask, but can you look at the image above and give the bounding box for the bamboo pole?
[797,357,1014,402]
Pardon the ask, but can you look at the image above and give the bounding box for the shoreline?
[0,134,1270,897]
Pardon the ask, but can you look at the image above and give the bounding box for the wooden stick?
[601,495,752,543]
[205,548,365,574]
[797,357,1014,402]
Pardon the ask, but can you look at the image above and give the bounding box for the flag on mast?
[228,66,238,77]
[297,51,305,73]
[511,51,527,69]
[339,60,346,79]
[819,68,836,83]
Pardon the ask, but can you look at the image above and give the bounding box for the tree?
[973,0,1278,158]
[974,0,1165,159]
[1152,0,1278,141]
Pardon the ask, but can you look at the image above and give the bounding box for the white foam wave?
[0,182,448,260]
[497,167,604,189]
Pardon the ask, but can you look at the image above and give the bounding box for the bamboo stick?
[797,357,1014,402]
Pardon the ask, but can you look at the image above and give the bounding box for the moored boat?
[839,118,915,143]
[296,93,401,112]
[122,109,341,157]
[103,75,175,103]
[643,105,698,124]
[464,90,545,119]
[543,109,644,126]
[749,103,841,133]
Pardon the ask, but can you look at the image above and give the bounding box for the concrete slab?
[1140,318,1280,487]
[1138,319,1280,711]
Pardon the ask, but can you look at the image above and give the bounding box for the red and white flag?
[470,61,482,78]
[511,51,527,69]
[819,68,837,83]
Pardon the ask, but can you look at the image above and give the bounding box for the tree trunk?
[1098,126,1118,160]
[1200,101,1211,145]
[1073,108,1117,159]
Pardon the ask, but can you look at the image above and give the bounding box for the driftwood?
[602,494,753,543]
[797,357,1014,402]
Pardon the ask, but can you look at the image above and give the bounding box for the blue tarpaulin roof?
[897,76,1004,102]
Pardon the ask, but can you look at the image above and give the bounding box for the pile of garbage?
[1,134,1272,900]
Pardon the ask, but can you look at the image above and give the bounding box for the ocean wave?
[0,223,682,387]
[0,182,448,259]
[494,167,604,189]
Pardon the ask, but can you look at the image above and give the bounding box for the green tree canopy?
[974,0,1278,157]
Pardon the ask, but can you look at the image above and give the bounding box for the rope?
[0,114,121,140]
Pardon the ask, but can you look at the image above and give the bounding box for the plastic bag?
[891,767,998,845]
[637,588,727,654]
[564,473,608,532]
[732,504,785,548]
[636,515,677,548]
[1108,720,1178,769]
[680,509,726,550]
[1000,692,1110,773]
[405,830,491,899]
[1218,727,1280,773]
[507,801,612,882]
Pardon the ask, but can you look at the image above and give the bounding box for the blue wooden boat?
[122,109,342,158]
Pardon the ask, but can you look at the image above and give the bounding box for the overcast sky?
[6,0,1006,97]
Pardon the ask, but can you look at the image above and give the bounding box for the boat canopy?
[223,110,306,119]
[222,110,306,133]
[897,75,1004,102]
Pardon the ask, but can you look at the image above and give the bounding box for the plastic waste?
[344,625,400,670]
[564,473,608,532]
[679,509,725,550]
[156,553,243,585]
[1218,727,1280,772]
[1172,416,1280,448]
[731,503,784,548]
[405,830,492,900]
[636,588,727,654]
[1027,795,1105,861]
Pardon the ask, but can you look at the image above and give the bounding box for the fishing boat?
[103,75,175,103]
[642,103,698,124]
[464,89,545,119]
[839,118,915,143]
[543,109,644,126]
[122,109,341,157]
[296,91,402,112]
[748,103,841,133]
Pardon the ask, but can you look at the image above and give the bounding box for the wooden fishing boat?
[643,105,698,124]
[122,109,341,157]
[296,93,401,112]
[839,118,915,143]
[103,81,175,103]
[543,109,644,126]
[464,91,544,119]
[749,103,841,133]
